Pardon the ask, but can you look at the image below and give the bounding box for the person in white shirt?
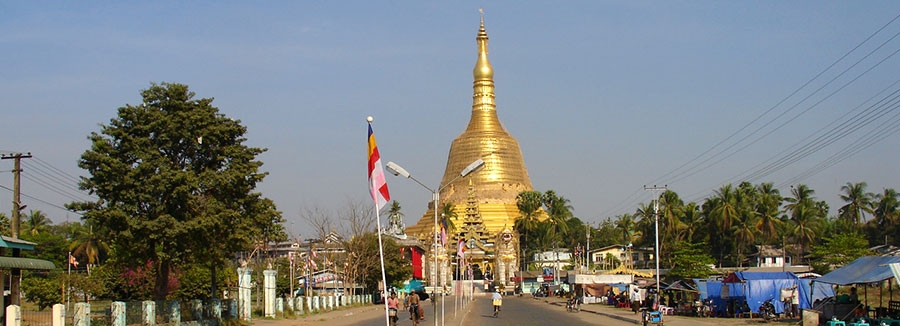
[491,289,503,317]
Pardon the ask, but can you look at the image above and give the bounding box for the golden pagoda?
[406,11,533,287]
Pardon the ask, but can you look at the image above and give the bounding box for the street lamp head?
[385,161,410,178]
[460,158,485,177]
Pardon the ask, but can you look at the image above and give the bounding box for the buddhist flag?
[367,123,391,210]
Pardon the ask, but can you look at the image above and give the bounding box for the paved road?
[250,294,803,325]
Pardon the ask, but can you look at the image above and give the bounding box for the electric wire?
[0,183,82,216]
[611,11,900,215]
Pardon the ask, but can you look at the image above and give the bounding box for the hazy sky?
[3,2,900,238]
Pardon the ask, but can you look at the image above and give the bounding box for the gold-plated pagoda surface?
[407,13,533,237]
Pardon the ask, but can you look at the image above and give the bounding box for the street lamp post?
[386,158,485,326]
[644,185,666,301]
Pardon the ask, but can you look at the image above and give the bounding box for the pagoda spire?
[437,10,533,208]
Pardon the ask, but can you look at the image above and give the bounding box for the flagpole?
[367,117,391,326]
[374,195,391,325]
[66,252,71,311]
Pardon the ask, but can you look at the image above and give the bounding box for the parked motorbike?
[695,298,714,317]
[759,298,777,322]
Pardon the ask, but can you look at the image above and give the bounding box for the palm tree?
[68,222,110,275]
[679,202,703,243]
[873,188,899,229]
[615,214,638,244]
[542,190,572,243]
[732,209,759,267]
[789,204,821,265]
[839,182,874,226]
[440,202,458,237]
[755,183,783,244]
[710,184,740,232]
[658,190,684,257]
[515,190,543,270]
[24,210,51,236]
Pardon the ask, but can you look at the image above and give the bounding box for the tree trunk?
[155,260,171,300]
[211,258,218,299]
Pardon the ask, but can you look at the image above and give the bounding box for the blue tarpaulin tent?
[697,272,825,315]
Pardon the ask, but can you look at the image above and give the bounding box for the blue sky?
[2,2,900,238]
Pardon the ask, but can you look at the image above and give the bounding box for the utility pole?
[2,153,31,239]
[585,223,591,272]
[643,185,666,300]
[2,152,31,306]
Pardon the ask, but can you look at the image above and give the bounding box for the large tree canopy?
[69,82,285,300]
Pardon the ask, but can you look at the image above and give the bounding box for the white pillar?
[111,301,126,326]
[142,301,155,325]
[52,304,64,326]
[264,269,277,318]
[74,303,90,326]
[237,267,252,321]
[6,305,19,326]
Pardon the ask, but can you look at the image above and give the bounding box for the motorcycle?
[566,297,581,312]
[388,308,398,326]
[759,298,777,322]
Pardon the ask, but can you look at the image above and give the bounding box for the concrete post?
[52,304,64,326]
[226,299,237,320]
[167,301,180,325]
[313,296,320,311]
[295,297,304,315]
[237,267,252,321]
[74,303,90,326]
[209,299,221,322]
[190,299,202,321]
[111,301,126,326]
[275,297,283,316]
[6,305,19,326]
[142,301,155,325]
[264,269,277,318]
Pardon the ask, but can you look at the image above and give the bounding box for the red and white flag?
[367,123,390,211]
[457,238,466,259]
[69,254,79,268]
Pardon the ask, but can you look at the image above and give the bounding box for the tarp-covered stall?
[814,256,900,321]
[698,272,821,316]
[815,256,900,285]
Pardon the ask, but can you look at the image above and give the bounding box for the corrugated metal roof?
[815,256,900,285]
[0,257,55,270]
[0,236,36,250]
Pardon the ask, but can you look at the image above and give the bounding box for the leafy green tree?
[20,230,69,267]
[809,232,870,274]
[666,242,715,280]
[22,274,61,310]
[356,233,409,291]
[0,212,10,236]
[68,82,284,300]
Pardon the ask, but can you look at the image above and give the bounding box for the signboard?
[536,277,544,283]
